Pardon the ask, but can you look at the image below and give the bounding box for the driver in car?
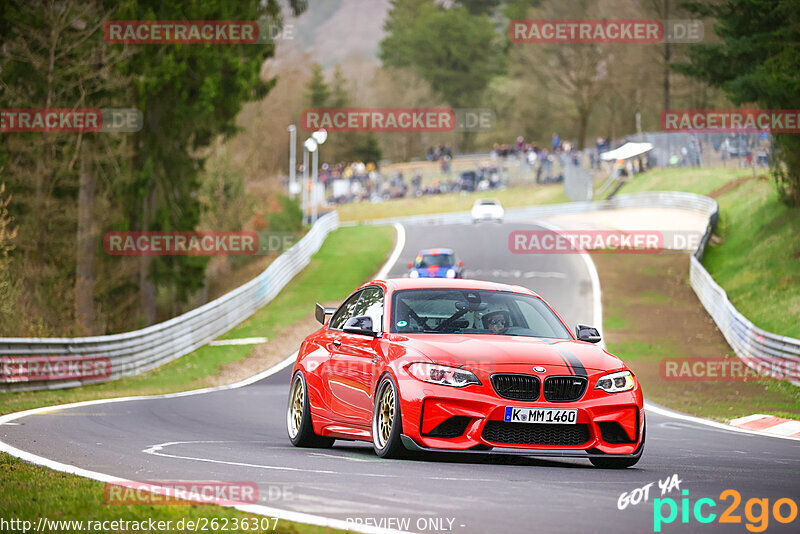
[482,310,510,334]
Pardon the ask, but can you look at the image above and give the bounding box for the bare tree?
[511,0,614,149]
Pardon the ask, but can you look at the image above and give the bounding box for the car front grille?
[491,374,540,401]
[543,376,588,402]
[482,421,590,446]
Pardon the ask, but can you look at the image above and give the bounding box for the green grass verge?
[1,225,392,533]
[0,225,394,416]
[702,180,800,337]
[336,183,567,222]
[0,454,343,534]
[619,166,799,338]
[616,166,751,196]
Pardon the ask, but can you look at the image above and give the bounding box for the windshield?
[415,254,455,268]
[391,288,571,339]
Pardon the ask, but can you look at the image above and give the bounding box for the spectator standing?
[440,154,451,177]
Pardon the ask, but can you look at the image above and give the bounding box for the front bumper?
[400,434,645,460]
[397,370,644,456]
[472,213,501,221]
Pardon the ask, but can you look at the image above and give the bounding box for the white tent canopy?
[600,142,654,161]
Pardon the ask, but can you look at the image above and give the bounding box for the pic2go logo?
[654,489,798,532]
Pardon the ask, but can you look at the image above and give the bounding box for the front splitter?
[400,434,644,459]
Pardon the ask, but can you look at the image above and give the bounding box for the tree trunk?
[577,109,589,150]
[663,0,671,113]
[139,187,157,324]
[75,154,96,334]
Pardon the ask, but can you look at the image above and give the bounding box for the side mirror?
[576,324,601,343]
[407,262,413,268]
[315,302,337,324]
[343,316,379,337]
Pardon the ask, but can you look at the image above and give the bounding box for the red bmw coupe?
[287,278,645,468]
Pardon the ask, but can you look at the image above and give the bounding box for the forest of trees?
[0,0,305,336]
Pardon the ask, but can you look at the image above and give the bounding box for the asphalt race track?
[3,222,800,533]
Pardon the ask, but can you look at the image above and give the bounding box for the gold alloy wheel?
[376,383,395,448]
[288,377,304,438]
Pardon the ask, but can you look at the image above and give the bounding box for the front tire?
[372,376,406,458]
[287,371,335,448]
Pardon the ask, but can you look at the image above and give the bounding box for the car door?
[318,289,363,416]
[327,286,384,427]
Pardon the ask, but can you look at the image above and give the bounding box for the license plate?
[504,407,577,424]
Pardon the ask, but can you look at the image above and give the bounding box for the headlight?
[406,363,480,387]
[409,270,419,278]
[446,268,456,278]
[595,370,634,393]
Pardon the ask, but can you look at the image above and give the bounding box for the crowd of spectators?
[297,135,592,206]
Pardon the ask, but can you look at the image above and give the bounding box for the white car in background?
[471,198,504,223]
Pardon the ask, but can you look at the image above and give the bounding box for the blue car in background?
[407,248,464,278]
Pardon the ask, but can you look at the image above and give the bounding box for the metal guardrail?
[690,257,800,382]
[4,191,796,391]
[348,191,717,227]
[0,212,340,392]
[354,190,800,383]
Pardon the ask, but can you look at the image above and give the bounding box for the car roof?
[417,248,454,256]
[369,277,539,297]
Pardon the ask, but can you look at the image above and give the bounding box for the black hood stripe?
[557,353,575,375]
[558,348,588,377]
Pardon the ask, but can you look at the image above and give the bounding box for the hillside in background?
[279,0,390,67]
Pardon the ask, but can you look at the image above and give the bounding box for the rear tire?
[287,371,335,448]
[372,376,407,458]
[590,421,645,469]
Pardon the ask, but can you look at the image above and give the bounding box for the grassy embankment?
[602,167,800,420]
[1,225,393,533]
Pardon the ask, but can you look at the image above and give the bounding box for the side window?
[329,290,363,330]
[351,287,384,332]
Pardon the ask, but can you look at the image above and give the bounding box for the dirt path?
[543,207,708,240]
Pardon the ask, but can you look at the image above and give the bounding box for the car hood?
[394,334,624,374]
